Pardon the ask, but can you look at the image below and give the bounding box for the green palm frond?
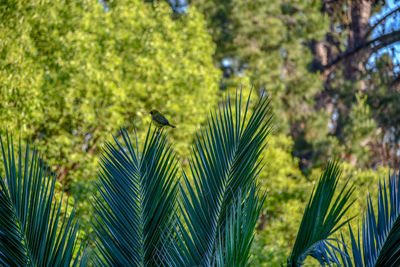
[163,89,272,266]
[287,161,355,267]
[338,170,400,267]
[92,128,178,266]
[215,186,265,267]
[0,135,81,266]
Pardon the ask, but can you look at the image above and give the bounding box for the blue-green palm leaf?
[164,90,272,266]
[339,170,400,267]
[215,186,265,267]
[288,162,355,267]
[0,136,81,266]
[92,128,178,266]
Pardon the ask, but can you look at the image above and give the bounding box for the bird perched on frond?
[150,110,176,133]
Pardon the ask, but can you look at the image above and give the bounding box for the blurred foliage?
[191,0,338,170]
[250,134,309,266]
[342,93,378,167]
[0,0,221,236]
[191,0,400,173]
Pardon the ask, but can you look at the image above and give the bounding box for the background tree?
[190,0,337,171]
[311,0,400,168]
[191,0,400,171]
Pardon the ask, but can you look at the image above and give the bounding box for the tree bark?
[344,0,372,82]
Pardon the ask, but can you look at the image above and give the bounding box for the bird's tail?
[169,124,176,128]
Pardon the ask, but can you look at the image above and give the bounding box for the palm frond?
[214,186,266,267]
[164,89,272,266]
[0,135,81,266]
[92,127,178,266]
[287,161,355,267]
[339,169,400,267]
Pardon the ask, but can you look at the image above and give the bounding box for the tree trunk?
[344,0,372,83]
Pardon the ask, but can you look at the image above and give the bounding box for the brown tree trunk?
[344,0,372,83]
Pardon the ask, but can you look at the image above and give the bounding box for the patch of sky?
[367,0,400,72]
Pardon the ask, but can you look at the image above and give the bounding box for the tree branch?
[322,29,400,70]
[364,7,400,39]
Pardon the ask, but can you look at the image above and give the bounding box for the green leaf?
[338,170,400,267]
[163,89,272,266]
[0,135,81,266]
[288,161,354,266]
[92,127,178,266]
[215,186,266,267]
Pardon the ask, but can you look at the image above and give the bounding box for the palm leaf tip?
[288,161,354,267]
[0,135,81,266]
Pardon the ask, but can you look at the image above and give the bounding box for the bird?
[149,110,176,133]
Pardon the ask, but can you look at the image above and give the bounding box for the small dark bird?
[149,110,176,133]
